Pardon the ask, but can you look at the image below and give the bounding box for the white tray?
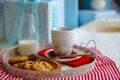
[2,45,96,80]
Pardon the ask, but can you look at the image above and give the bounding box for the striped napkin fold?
[0,48,119,80]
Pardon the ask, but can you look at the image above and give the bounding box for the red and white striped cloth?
[0,48,120,80]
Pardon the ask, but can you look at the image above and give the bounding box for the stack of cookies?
[8,54,61,72]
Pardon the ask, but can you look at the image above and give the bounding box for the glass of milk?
[18,14,39,55]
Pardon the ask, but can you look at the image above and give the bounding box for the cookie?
[23,61,34,70]
[8,56,29,63]
[13,62,25,68]
[32,61,52,71]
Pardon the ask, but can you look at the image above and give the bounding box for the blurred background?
[0,0,120,47]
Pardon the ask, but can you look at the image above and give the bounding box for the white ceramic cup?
[51,27,75,56]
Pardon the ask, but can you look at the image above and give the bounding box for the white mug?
[51,27,75,56]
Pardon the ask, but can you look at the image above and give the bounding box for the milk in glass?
[19,40,39,55]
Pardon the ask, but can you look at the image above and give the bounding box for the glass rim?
[51,27,74,32]
[20,14,35,17]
